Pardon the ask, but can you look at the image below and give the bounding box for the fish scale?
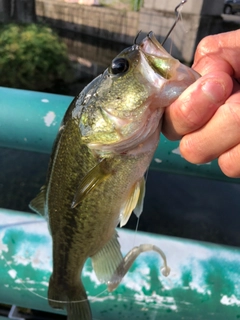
[30,31,199,320]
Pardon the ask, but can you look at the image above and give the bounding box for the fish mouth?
[139,31,179,81]
[140,32,170,58]
[140,31,200,83]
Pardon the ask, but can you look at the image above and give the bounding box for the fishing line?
[131,167,149,247]
[161,0,187,47]
[1,221,158,308]
[1,2,185,311]
[130,215,140,253]
[0,221,113,308]
[0,221,53,302]
[2,248,111,305]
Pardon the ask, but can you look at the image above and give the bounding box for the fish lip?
[138,32,178,81]
[139,31,200,84]
[139,31,170,58]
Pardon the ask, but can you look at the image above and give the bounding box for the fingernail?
[202,80,225,103]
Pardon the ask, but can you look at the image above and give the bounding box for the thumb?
[162,71,233,140]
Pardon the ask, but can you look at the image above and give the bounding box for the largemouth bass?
[30,32,199,320]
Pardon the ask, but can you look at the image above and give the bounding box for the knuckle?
[196,35,217,56]
[219,149,240,178]
[179,136,209,164]
[227,103,240,127]
[176,93,200,131]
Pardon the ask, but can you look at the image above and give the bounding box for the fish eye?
[111,58,129,75]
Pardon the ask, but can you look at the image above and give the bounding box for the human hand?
[162,30,240,178]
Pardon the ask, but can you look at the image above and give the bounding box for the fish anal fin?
[29,185,46,216]
[120,178,145,228]
[133,177,146,218]
[72,159,111,208]
[91,231,123,284]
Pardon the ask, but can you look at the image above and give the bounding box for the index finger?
[193,30,240,79]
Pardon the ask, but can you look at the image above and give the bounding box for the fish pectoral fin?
[119,178,144,228]
[133,177,146,218]
[71,159,111,208]
[91,231,123,284]
[29,185,46,216]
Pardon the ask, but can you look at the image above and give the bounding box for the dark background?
[1,147,240,247]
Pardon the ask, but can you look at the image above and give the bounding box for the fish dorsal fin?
[133,177,146,218]
[71,159,110,208]
[91,231,123,284]
[119,178,145,228]
[29,186,46,216]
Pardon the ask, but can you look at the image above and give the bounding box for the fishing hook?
[161,0,187,46]
[134,30,142,45]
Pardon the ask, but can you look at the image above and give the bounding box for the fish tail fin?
[48,275,92,320]
[66,299,92,320]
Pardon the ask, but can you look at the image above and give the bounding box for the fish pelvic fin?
[91,231,123,285]
[29,185,46,216]
[48,275,92,320]
[133,176,146,219]
[120,177,146,227]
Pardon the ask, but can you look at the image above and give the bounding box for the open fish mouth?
[140,31,200,82]
[140,31,171,59]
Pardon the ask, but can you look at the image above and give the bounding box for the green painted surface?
[0,86,239,183]
[1,209,240,319]
[1,87,240,318]
[0,86,71,154]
